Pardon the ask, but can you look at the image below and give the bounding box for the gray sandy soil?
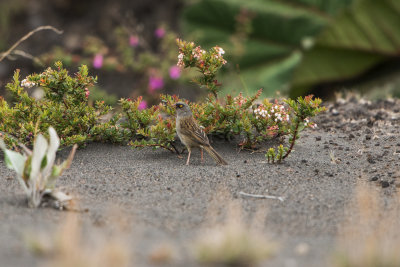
[0,98,399,267]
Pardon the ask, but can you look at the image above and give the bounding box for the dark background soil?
[1,98,399,266]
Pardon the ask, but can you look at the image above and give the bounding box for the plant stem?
[282,118,301,160]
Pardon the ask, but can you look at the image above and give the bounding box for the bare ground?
[1,98,400,267]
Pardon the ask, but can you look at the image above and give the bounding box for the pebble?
[364,128,372,134]
[367,155,375,164]
[370,176,378,181]
[331,109,339,116]
[381,181,390,188]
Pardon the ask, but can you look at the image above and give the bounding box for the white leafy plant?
[0,127,77,208]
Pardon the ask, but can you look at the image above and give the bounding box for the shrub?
[0,61,112,147]
[125,40,325,162]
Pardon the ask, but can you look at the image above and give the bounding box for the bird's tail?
[203,146,228,165]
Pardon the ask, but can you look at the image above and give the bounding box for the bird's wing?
[180,118,210,146]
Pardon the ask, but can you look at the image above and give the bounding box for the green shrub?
[0,61,111,147]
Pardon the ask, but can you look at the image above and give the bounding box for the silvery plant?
[0,127,77,209]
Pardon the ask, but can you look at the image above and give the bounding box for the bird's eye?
[178,104,183,108]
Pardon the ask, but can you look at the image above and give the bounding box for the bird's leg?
[186,149,191,165]
[200,148,204,163]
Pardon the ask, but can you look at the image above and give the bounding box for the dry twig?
[239,191,285,202]
[0,25,63,62]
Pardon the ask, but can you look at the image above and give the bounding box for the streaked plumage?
[175,102,228,166]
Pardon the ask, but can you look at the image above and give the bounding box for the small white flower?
[21,78,36,88]
[215,47,225,56]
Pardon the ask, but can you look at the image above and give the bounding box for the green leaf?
[290,0,400,97]
[182,0,353,96]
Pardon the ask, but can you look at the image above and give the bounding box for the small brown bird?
[175,102,228,166]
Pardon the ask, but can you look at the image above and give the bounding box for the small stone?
[301,159,307,163]
[243,160,247,164]
[365,135,371,140]
[315,136,321,141]
[236,174,241,178]
[381,181,390,188]
[364,128,373,134]
[370,176,378,181]
[331,108,339,116]
[367,155,375,164]
[349,133,355,139]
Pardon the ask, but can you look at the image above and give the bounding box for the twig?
[10,49,43,65]
[0,25,63,62]
[239,191,285,202]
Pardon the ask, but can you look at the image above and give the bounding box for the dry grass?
[27,210,132,267]
[333,182,400,267]
[193,190,276,267]
[148,243,176,264]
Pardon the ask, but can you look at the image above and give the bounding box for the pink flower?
[138,100,147,110]
[169,65,181,80]
[148,76,164,93]
[93,54,103,69]
[154,27,165,39]
[85,88,90,99]
[129,35,139,47]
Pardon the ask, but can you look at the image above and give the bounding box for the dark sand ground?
[1,98,400,267]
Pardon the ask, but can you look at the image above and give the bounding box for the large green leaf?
[290,0,400,97]
[181,0,353,96]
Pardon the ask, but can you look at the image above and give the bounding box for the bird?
[175,102,228,166]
